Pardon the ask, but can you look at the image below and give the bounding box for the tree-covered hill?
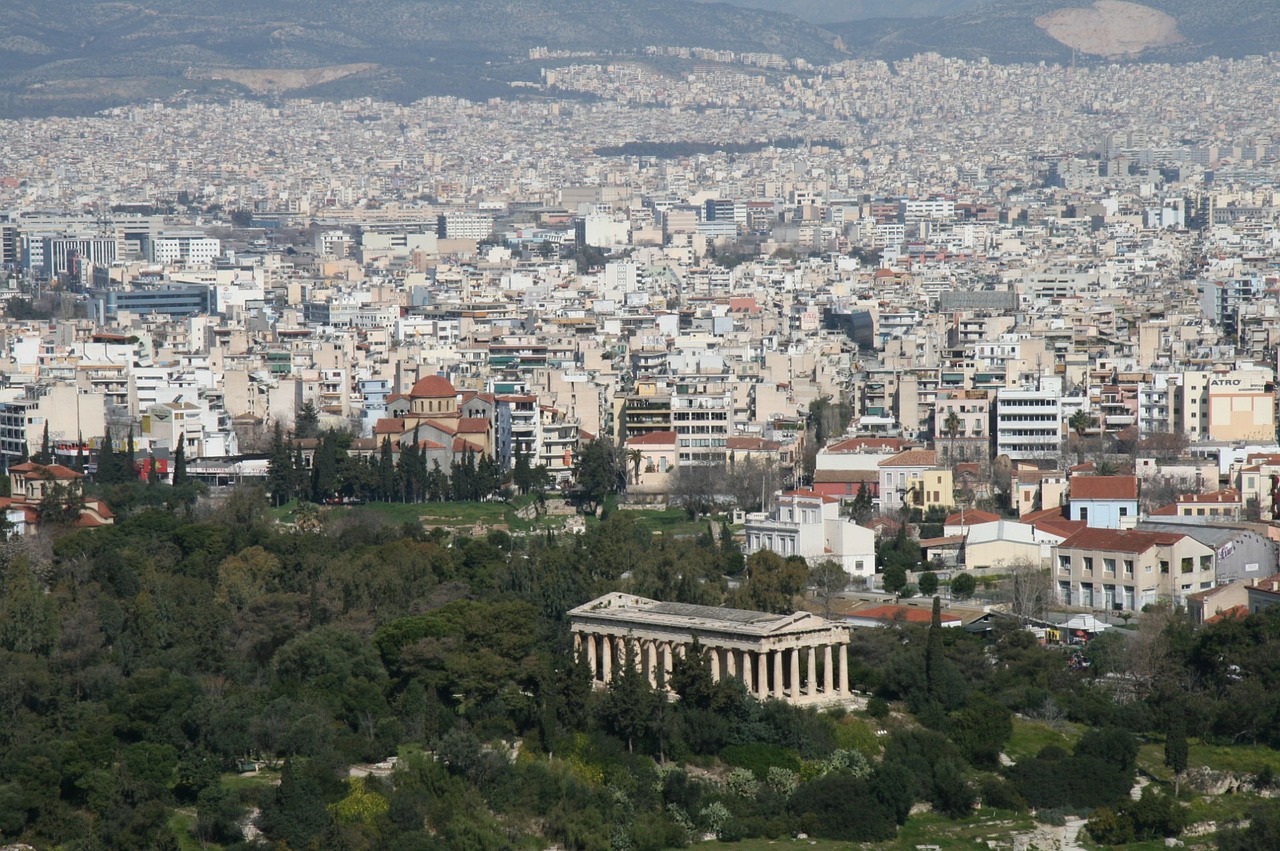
[0,0,844,116]
[2,479,1280,848]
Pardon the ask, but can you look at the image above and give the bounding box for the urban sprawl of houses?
[3,48,1280,625]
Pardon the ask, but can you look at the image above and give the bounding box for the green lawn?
[614,507,726,538]
[168,809,201,851]
[1138,738,1280,780]
[1004,717,1082,763]
[715,810,1037,851]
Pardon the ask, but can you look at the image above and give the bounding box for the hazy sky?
[696,0,986,25]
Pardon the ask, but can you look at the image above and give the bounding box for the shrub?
[720,744,801,780]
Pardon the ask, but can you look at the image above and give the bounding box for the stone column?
[709,647,721,683]
[838,643,849,694]
[772,649,784,698]
[741,651,753,693]
[823,644,833,694]
[783,647,793,701]
[807,646,818,698]
[587,632,598,681]
[602,635,613,682]
[662,641,674,688]
[757,651,769,699]
[724,647,737,679]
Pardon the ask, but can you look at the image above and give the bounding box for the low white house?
[743,489,876,582]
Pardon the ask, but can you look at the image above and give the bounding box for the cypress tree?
[267,422,293,507]
[172,441,187,486]
[37,421,50,465]
[377,436,395,501]
[96,432,117,484]
[125,428,137,482]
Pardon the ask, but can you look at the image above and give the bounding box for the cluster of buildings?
[2,47,1280,615]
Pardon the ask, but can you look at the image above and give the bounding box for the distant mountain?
[829,0,1280,64]
[695,0,985,25]
[0,0,846,116]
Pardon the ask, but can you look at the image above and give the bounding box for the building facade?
[568,593,853,706]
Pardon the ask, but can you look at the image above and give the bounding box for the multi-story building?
[1054,527,1216,611]
[0,384,107,466]
[933,389,990,462]
[150,234,221,266]
[744,489,876,582]
[495,394,541,470]
[671,377,733,465]
[995,387,1063,464]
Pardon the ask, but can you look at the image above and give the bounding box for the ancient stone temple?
[568,593,852,706]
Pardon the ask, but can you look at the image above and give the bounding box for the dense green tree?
[950,572,976,599]
[1165,714,1189,794]
[736,551,809,614]
[35,421,51,465]
[171,442,187,487]
[266,422,294,507]
[572,438,622,513]
[294,400,321,440]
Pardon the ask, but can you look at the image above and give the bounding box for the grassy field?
[1004,717,1082,763]
[1137,738,1280,781]
[714,810,1038,851]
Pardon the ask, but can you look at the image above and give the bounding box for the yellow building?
[905,467,956,513]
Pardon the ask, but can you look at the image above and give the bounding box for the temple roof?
[568,592,845,638]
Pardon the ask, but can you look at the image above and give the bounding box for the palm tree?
[943,409,961,462]
[626,448,645,486]
[1069,409,1095,439]
[1068,409,1096,463]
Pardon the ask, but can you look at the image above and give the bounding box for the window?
[1160,560,1169,574]
[1200,556,1212,572]
[1059,555,1071,572]
[1104,558,1116,574]
[1119,506,1128,517]
[1083,557,1094,573]
[1181,558,1193,574]
[1080,506,1089,522]
[1124,559,1134,576]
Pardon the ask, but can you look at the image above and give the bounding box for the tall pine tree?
[172,441,187,486]
[36,421,51,465]
[125,428,137,482]
[96,431,118,484]
[267,422,293,507]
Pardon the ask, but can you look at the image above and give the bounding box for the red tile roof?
[1058,527,1186,554]
[1205,605,1249,624]
[1069,475,1138,501]
[879,449,938,468]
[9,462,83,480]
[848,604,962,625]
[825,437,913,454]
[626,431,678,446]
[409,375,456,398]
[944,509,1000,526]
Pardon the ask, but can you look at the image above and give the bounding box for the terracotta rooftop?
[1058,527,1186,554]
[879,449,938,468]
[409,375,457,398]
[847,604,962,625]
[626,431,678,446]
[1069,475,1139,501]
